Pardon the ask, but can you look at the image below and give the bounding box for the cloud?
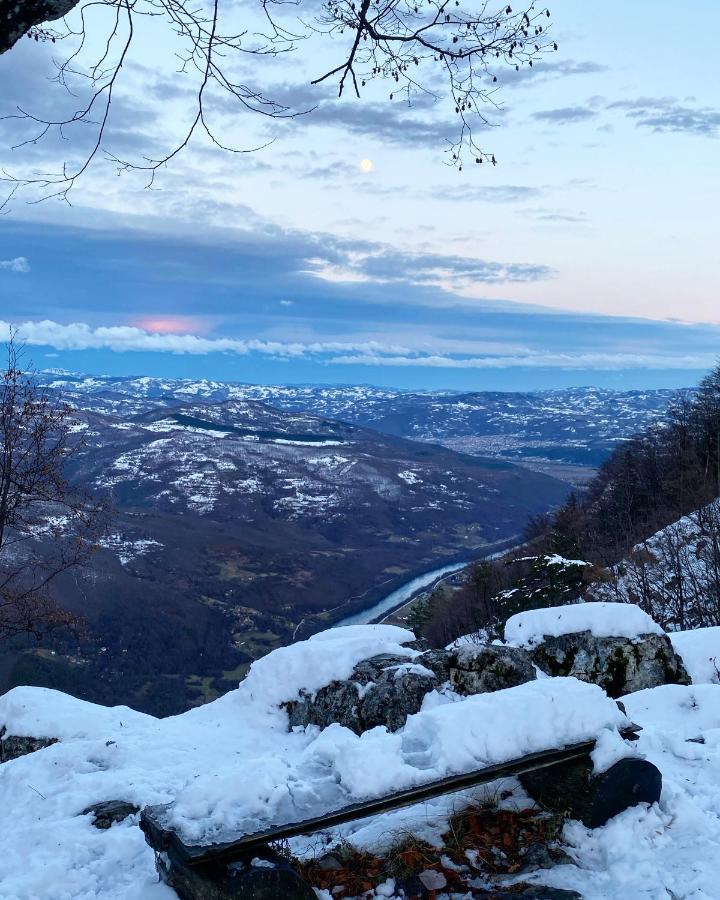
[0,256,30,272]
[6,317,716,375]
[608,97,720,136]
[327,350,718,371]
[501,60,608,89]
[308,247,554,288]
[532,106,597,124]
[0,319,412,357]
[524,208,587,224]
[429,184,542,203]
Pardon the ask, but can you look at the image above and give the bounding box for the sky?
[0,0,718,390]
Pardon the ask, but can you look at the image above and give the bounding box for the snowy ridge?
[38,372,683,469]
[0,624,628,897]
[1,621,720,896]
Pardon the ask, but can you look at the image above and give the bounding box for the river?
[335,561,469,628]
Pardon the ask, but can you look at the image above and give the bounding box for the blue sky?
[0,1,718,390]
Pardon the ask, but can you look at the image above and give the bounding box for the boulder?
[285,645,536,734]
[286,653,439,734]
[0,728,57,763]
[82,800,140,829]
[520,755,662,828]
[529,631,689,697]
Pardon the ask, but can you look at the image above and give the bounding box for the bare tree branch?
[0,0,557,204]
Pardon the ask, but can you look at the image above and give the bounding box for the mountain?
[39,373,685,482]
[4,391,569,715]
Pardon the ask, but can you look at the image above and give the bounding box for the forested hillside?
[416,364,720,645]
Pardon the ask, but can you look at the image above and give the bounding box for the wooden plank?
[141,725,640,867]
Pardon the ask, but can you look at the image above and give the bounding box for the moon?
[360,158,374,173]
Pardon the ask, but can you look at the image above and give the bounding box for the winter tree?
[0,333,108,639]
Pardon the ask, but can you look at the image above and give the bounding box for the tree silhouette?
[0,332,108,639]
[0,0,558,203]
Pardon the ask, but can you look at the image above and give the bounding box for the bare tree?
[0,333,108,639]
[0,0,558,203]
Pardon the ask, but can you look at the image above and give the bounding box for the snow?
[544,553,589,567]
[505,602,664,648]
[5,619,720,899]
[0,624,632,898]
[670,626,720,685]
[590,726,639,774]
[0,687,154,741]
[532,683,720,899]
[397,470,422,485]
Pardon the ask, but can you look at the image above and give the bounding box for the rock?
[286,653,440,734]
[314,854,344,871]
[521,756,662,828]
[285,644,536,734]
[529,631,690,697]
[516,842,574,874]
[418,869,447,890]
[518,842,556,872]
[0,728,57,763]
[155,845,316,900]
[446,644,536,695]
[82,800,140,829]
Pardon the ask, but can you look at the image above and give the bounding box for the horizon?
[2,1,719,390]
[37,362,702,394]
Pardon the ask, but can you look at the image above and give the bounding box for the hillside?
[39,373,684,480]
[3,395,569,715]
[590,499,720,632]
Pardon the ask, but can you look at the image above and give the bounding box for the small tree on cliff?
[0,333,108,639]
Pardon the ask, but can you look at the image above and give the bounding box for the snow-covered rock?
[504,602,664,648]
[285,643,536,734]
[505,603,689,698]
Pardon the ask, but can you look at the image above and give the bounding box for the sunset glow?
[133,316,204,335]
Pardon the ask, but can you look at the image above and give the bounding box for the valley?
[0,374,685,715]
[4,380,574,714]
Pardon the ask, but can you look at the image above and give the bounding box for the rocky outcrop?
[286,654,439,734]
[285,644,536,734]
[529,631,690,697]
[446,644,536,695]
[0,728,57,763]
[82,800,140,829]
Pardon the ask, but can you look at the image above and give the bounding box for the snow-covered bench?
[140,722,648,869]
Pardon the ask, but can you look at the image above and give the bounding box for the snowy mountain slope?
[590,499,720,632]
[1,621,720,899]
[5,396,568,715]
[39,373,684,471]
